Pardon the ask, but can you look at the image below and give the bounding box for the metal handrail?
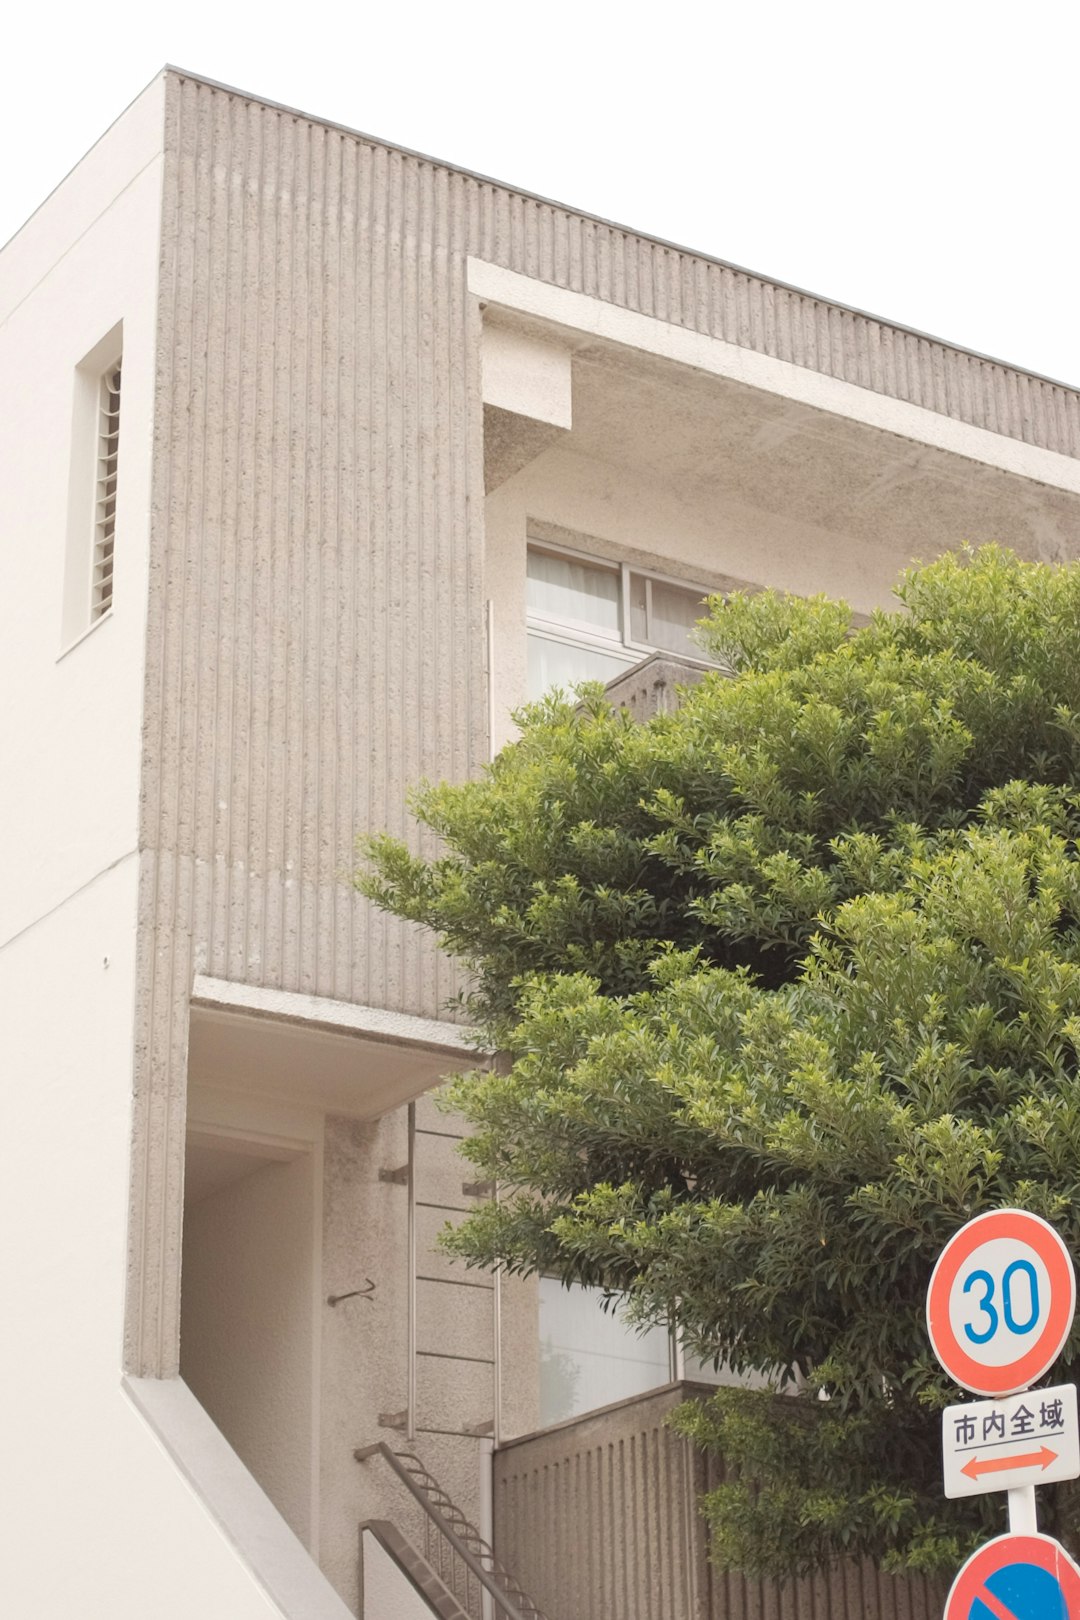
[407,1100,416,1441]
[355,1441,546,1620]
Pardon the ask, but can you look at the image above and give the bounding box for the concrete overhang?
[474,261,1080,603]
[561,346,1080,577]
[187,975,480,1122]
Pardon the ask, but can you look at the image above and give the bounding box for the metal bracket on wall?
[327,1278,376,1306]
[378,1409,408,1430]
[415,1419,495,1439]
[379,1164,409,1185]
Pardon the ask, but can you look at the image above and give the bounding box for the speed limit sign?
[927,1210,1076,1397]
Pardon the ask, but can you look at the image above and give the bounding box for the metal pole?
[486,599,496,760]
[407,1100,416,1443]
[492,1192,503,1447]
[479,1435,495,1620]
[1007,1485,1038,1534]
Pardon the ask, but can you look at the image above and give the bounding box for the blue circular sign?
[946,1533,1080,1620]
[973,1559,1066,1618]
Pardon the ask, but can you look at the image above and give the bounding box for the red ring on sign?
[945,1532,1080,1619]
[927,1209,1075,1396]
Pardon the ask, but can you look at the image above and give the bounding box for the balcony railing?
[493,1381,948,1620]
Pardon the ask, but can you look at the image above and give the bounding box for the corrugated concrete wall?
[128,74,488,1372]
[127,67,1080,1378]
[494,1384,947,1620]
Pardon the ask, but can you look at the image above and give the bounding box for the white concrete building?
[3,67,1080,1620]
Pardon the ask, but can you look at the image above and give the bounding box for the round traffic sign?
[944,1532,1080,1619]
[927,1210,1075,1396]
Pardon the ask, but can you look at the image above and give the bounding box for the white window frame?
[90,358,122,624]
[525,538,717,691]
[61,322,123,652]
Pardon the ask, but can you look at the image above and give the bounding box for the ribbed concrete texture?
[494,1384,948,1620]
[129,72,488,1373]
[321,1099,503,1612]
[128,67,1080,1378]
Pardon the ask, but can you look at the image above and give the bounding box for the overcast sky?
[5,1,1078,388]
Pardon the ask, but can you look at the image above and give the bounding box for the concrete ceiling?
[183,1140,289,1207]
[485,305,1080,586]
[563,342,1080,569]
[187,1002,475,1121]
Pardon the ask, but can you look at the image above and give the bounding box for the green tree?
[360,547,1080,1576]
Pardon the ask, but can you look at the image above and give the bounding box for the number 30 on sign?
[927,1210,1076,1397]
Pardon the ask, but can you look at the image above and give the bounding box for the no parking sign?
[944,1532,1080,1619]
[928,1211,1080,1614]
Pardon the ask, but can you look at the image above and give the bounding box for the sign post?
[927,1207,1077,1540]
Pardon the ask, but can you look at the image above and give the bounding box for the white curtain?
[526,549,620,635]
[527,633,635,699]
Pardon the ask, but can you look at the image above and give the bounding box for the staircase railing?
[355,1441,548,1620]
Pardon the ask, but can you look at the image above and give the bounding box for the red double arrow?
[961,1446,1058,1481]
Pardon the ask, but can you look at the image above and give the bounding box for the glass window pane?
[527,548,620,636]
[643,576,707,657]
[527,633,637,699]
[629,572,648,644]
[681,1349,774,1389]
[538,1278,672,1425]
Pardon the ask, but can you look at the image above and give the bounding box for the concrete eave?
[188,976,481,1120]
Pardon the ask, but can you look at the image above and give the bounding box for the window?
[537,1277,779,1425]
[539,1278,674,1425]
[526,543,712,698]
[91,360,121,622]
[62,323,123,649]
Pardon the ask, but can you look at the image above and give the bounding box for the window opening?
[538,1277,675,1425]
[91,360,121,622]
[526,542,713,698]
[61,323,123,651]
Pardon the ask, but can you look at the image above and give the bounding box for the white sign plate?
[942,1383,1080,1499]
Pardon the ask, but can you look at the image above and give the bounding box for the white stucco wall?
[360,1529,444,1619]
[0,77,337,1618]
[0,79,160,951]
[181,1152,317,1547]
[486,413,1080,749]
[485,435,896,750]
[0,865,290,1616]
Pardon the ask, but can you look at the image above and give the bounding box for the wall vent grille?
[91,360,121,620]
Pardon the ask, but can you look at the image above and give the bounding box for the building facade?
[4,67,1080,1619]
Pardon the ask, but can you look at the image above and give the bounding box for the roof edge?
[162,64,1079,398]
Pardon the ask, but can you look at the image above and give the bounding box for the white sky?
[5,1,1079,387]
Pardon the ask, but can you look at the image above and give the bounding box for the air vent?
[91,360,121,621]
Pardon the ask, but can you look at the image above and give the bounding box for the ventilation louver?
[91,360,121,620]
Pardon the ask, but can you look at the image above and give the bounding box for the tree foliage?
[360,547,1080,1575]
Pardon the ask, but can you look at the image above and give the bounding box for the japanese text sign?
[942,1383,1079,1499]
